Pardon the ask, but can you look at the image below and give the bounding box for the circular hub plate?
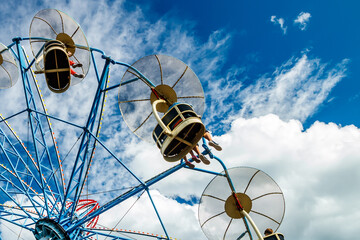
[224,193,252,219]
[56,33,76,56]
[150,84,177,113]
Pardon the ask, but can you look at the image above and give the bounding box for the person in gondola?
[183,154,196,169]
[204,130,222,151]
[183,144,211,168]
[197,115,222,151]
[264,228,273,236]
[67,51,84,78]
[193,144,210,164]
[182,122,222,168]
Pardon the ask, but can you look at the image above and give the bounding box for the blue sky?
[134,0,360,129]
[1,0,360,240]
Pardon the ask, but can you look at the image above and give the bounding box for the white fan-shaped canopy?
[118,54,205,142]
[199,167,285,240]
[0,43,19,89]
[29,9,90,85]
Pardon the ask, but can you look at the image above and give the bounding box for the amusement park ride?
[0,9,285,240]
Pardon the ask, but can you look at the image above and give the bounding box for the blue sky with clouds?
[1,0,360,240]
[111,0,360,134]
[139,0,360,129]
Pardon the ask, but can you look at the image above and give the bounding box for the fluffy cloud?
[121,114,360,240]
[220,115,360,240]
[96,189,204,240]
[294,12,312,31]
[0,219,34,240]
[271,15,287,34]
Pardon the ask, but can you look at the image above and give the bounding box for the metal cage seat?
[43,40,71,93]
[152,101,205,162]
[263,233,285,240]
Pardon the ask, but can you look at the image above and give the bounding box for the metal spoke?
[172,66,188,89]
[244,169,260,194]
[250,210,280,225]
[202,194,226,202]
[223,218,233,240]
[33,16,58,35]
[201,211,226,228]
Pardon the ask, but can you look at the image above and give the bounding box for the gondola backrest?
[44,40,71,93]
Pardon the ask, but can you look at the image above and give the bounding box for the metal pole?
[146,189,170,239]
[241,210,264,240]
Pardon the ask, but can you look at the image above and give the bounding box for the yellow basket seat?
[44,40,71,93]
[152,103,205,162]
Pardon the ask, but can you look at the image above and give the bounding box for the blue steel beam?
[14,39,50,216]
[59,55,112,223]
[0,172,46,214]
[0,109,27,123]
[114,61,156,88]
[30,109,84,130]
[76,75,110,210]
[0,215,35,232]
[13,39,64,217]
[22,40,65,195]
[102,77,140,92]
[23,47,66,198]
[146,189,169,239]
[65,161,187,233]
[0,127,45,216]
[0,185,37,223]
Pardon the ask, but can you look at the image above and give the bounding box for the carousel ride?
[0,9,285,240]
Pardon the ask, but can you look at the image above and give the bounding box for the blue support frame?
[58,55,112,224]
[0,37,250,240]
[0,38,65,230]
[14,38,63,217]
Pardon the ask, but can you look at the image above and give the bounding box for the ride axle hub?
[34,218,70,240]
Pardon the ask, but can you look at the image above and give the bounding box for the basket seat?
[44,40,71,93]
[152,103,205,162]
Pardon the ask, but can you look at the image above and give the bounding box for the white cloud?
[294,12,312,31]
[271,15,287,34]
[0,218,34,240]
[220,115,360,240]
[97,189,204,239]
[120,114,360,240]
[238,53,349,122]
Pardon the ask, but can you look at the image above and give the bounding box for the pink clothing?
[69,60,76,76]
